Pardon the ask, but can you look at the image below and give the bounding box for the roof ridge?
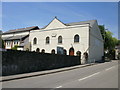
[66,20,97,26]
[3,26,39,35]
[66,20,97,24]
[8,26,38,31]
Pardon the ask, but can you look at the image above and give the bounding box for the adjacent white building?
[29,17,104,62]
[2,26,39,50]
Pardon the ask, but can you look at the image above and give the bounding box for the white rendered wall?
[89,21,104,61]
[45,18,66,29]
[12,40,20,47]
[29,25,89,56]
[5,40,20,49]
[5,41,12,49]
[29,18,103,61]
[2,31,29,49]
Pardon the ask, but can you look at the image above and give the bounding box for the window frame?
[33,37,37,45]
[58,36,62,44]
[74,34,79,43]
[46,36,50,44]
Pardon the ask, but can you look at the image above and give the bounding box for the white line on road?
[78,72,100,81]
[56,86,62,88]
[105,66,115,71]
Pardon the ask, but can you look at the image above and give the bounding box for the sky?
[2,2,118,38]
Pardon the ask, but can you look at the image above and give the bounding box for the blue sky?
[2,2,118,38]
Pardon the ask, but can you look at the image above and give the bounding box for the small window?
[41,49,45,53]
[74,34,79,43]
[36,48,40,52]
[51,49,55,54]
[46,37,50,44]
[17,41,19,45]
[58,36,62,44]
[6,42,9,45]
[33,38,37,45]
[7,41,11,46]
[8,42,10,46]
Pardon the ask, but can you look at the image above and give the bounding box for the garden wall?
[2,50,80,76]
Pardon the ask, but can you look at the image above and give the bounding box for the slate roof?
[2,35,28,40]
[66,20,96,26]
[19,36,29,46]
[2,26,39,35]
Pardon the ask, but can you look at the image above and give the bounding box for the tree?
[116,40,120,45]
[99,25,106,40]
[99,25,118,50]
[99,25,119,59]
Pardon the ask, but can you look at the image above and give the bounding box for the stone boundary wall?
[2,50,80,76]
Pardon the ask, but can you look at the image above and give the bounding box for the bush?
[11,45,18,50]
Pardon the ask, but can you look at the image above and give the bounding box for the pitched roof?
[2,26,39,35]
[19,37,29,46]
[2,35,28,40]
[42,17,96,29]
[66,20,97,26]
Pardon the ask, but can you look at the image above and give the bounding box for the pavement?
[2,60,119,88]
[1,62,96,82]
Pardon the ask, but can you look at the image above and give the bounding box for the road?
[2,60,118,88]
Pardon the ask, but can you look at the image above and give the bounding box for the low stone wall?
[2,50,80,76]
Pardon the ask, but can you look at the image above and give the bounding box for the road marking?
[105,66,115,71]
[78,72,100,81]
[56,86,62,88]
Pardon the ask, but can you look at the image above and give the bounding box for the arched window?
[41,49,45,53]
[51,49,55,54]
[33,38,37,45]
[36,48,40,52]
[74,34,79,43]
[46,37,50,44]
[58,36,62,44]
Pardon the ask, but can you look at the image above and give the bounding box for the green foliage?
[116,40,120,45]
[11,45,18,50]
[99,25,106,40]
[99,25,119,60]
[104,31,117,50]
[99,25,118,50]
